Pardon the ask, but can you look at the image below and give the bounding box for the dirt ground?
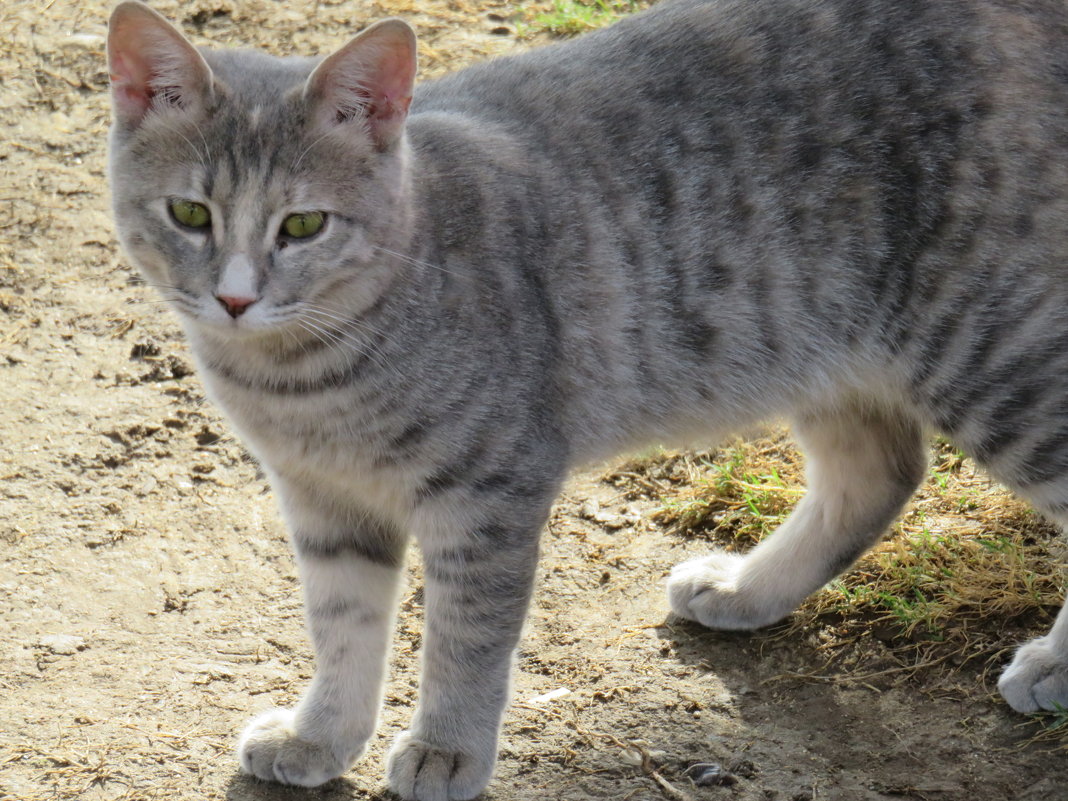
[2,1,1067,800]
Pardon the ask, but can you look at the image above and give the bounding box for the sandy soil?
[1,2,1066,800]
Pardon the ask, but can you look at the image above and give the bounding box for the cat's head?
[106,1,418,340]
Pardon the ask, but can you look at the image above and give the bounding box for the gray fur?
[107,0,1068,798]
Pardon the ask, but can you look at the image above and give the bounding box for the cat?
[106,0,1068,798]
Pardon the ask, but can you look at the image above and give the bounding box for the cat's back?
[411,0,986,132]
[409,0,1068,205]
[404,0,1068,455]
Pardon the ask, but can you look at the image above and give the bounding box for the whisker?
[280,325,306,356]
[372,246,466,279]
[292,130,336,175]
[156,119,208,169]
[297,313,399,378]
[296,318,381,375]
[300,303,390,340]
[191,120,213,168]
[300,312,398,372]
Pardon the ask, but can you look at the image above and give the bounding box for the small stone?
[578,500,600,520]
[685,762,737,787]
[38,634,85,655]
[593,511,628,529]
[729,759,758,779]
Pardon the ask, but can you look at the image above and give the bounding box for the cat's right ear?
[107,2,214,129]
[304,19,417,151]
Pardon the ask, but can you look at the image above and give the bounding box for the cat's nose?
[216,294,257,318]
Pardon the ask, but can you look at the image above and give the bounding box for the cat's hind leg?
[668,402,926,630]
[998,503,1068,713]
[998,603,1068,713]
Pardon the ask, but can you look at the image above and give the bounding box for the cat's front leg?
[239,485,408,787]
[386,505,547,801]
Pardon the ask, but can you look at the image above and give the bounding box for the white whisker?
[156,119,208,169]
[292,130,336,175]
[372,246,466,279]
[297,312,400,378]
[300,303,390,340]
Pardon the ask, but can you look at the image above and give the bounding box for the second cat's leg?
[668,403,926,629]
[386,495,552,801]
[239,485,408,787]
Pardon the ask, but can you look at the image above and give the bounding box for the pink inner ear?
[107,5,212,128]
[369,44,416,120]
[309,20,417,148]
[109,49,154,120]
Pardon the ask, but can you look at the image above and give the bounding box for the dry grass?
[606,430,1068,745]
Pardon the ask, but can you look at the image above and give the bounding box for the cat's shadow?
[224,773,502,801]
[224,772,371,801]
[653,614,832,706]
[219,622,801,801]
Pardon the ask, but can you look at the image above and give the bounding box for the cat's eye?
[169,199,211,229]
[281,212,325,239]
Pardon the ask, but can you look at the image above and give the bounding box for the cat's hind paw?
[667,551,788,631]
[238,708,350,787]
[386,731,494,801]
[998,636,1068,713]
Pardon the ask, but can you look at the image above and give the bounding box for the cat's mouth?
[182,297,286,338]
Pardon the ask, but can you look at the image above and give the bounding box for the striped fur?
[108,0,1068,798]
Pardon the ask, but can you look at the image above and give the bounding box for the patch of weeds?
[622,432,804,547]
[810,526,1062,648]
[1022,704,1068,751]
[609,427,1067,731]
[522,0,644,37]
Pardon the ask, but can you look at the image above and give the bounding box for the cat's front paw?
[386,731,494,801]
[238,708,354,787]
[998,636,1068,713]
[667,551,787,630]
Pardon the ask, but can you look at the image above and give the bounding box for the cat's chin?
[182,314,293,345]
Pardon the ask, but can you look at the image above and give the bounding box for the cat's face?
[106,2,417,340]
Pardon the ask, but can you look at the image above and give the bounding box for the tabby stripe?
[417,436,496,499]
[908,300,971,390]
[294,532,405,567]
[207,353,371,394]
[1013,422,1068,486]
[308,599,382,624]
[749,267,779,360]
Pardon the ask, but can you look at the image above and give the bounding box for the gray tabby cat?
[107,0,1068,797]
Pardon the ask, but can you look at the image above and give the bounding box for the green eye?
[281,211,325,239]
[169,199,211,229]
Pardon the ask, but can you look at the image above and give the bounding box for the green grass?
[524,0,644,37]
[640,439,802,546]
[607,431,1066,681]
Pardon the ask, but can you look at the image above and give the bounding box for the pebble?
[37,634,85,655]
[684,762,737,787]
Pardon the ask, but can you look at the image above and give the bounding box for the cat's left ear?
[107,1,215,130]
[304,19,417,151]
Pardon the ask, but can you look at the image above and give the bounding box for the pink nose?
[216,294,256,318]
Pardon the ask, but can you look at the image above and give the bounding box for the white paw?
[238,708,353,787]
[386,730,494,801]
[667,551,788,630]
[998,636,1068,713]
